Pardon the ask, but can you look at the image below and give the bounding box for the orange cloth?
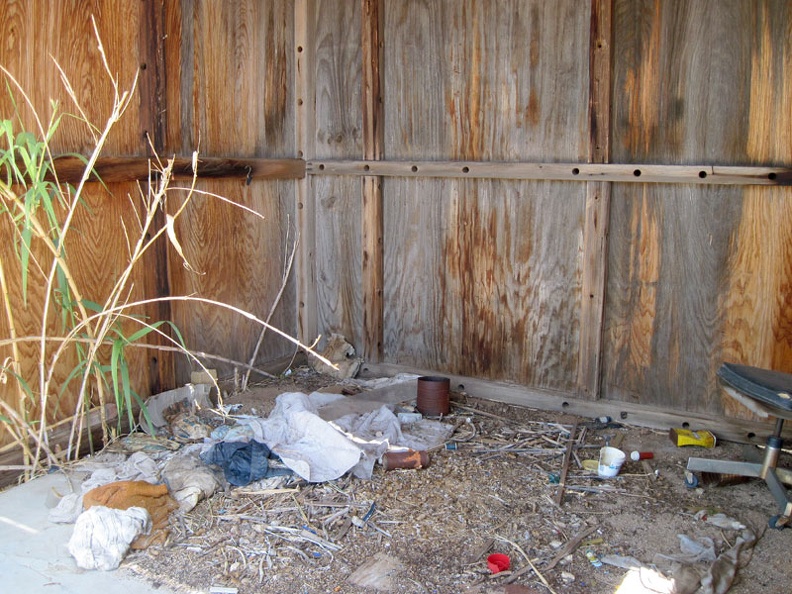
[83,480,178,549]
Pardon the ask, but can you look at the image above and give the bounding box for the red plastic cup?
[487,553,510,574]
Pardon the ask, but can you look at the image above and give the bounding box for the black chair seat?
[718,363,792,414]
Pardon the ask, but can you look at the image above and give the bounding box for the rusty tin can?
[382,449,430,471]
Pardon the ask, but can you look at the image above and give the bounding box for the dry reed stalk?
[242,218,299,391]
[0,17,336,479]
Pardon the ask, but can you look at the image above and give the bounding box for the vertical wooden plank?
[138,0,174,394]
[295,0,319,346]
[577,0,612,399]
[361,0,383,362]
[312,0,363,346]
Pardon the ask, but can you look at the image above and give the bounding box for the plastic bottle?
[630,451,654,461]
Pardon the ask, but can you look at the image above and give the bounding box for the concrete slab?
[0,471,179,594]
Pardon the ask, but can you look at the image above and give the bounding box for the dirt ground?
[121,368,792,594]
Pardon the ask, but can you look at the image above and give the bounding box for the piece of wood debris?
[348,551,405,591]
[555,422,578,506]
[544,524,598,570]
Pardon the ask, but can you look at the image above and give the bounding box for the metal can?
[382,449,430,471]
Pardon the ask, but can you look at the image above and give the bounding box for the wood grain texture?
[160,0,299,383]
[314,0,362,159]
[603,183,745,413]
[577,0,613,399]
[0,182,152,448]
[383,178,584,390]
[295,0,319,345]
[165,0,294,156]
[383,0,590,161]
[310,0,365,351]
[0,0,143,155]
[166,179,298,380]
[313,176,364,350]
[307,159,792,185]
[361,0,384,362]
[719,3,792,418]
[139,0,174,395]
[604,1,792,418]
[39,156,304,184]
[0,1,148,448]
[612,0,766,164]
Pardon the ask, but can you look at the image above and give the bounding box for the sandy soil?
[121,368,792,594]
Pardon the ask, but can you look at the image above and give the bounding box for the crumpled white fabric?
[212,392,363,483]
[161,446,220,511]
[68,505,151,570]
[48,452,161,524]
[204,390,454,482]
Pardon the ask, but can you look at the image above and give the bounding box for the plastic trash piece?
[694,509,746,530]
[487,553,510,573]
[585,549,603,567]
[630,451,654,461]
[669,428,716,447]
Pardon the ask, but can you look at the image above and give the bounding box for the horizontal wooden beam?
[307,159,792,186]
[361,362,792,445]
[36,156,306,184]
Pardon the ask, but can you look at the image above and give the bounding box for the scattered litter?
[348,551,405,590]
[68,505,151,570]
[655,534,717,563]
[200,439,291,487]
[170,412,211,442]
[487,552,511,573]
[162,448,221,511]
[597,446,626,478]
[670,428,717,448]
[600,553,644,569]
[308,333,363,379]
[694,510,747,530]
[208,587,238,594]
[110,433,182,453]
[140,383,212,437]
[699,528,761,594]
[83,479,178,548]
[49,451,162,524]
[585,549,603,567]
[630,450,654,461]
[190,368,218,385]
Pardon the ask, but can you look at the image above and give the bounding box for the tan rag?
[83,480,178,549]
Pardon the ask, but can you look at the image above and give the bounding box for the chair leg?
[686,430,792,528]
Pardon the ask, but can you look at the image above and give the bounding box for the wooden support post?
[295,0,319,347]
[139,0,174,394]
[361,0,384,363]
[577,0,613,400]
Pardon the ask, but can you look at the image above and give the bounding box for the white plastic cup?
[598,446,626,478]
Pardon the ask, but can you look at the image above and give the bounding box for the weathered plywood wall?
[312,0,364,346]
[305,0,792,424]
[163,0,299,380]
[604,0,792,415]
[3,0,792,458]
[0,0,302,452]
[0,1,153,448]
[360,1,589,389]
